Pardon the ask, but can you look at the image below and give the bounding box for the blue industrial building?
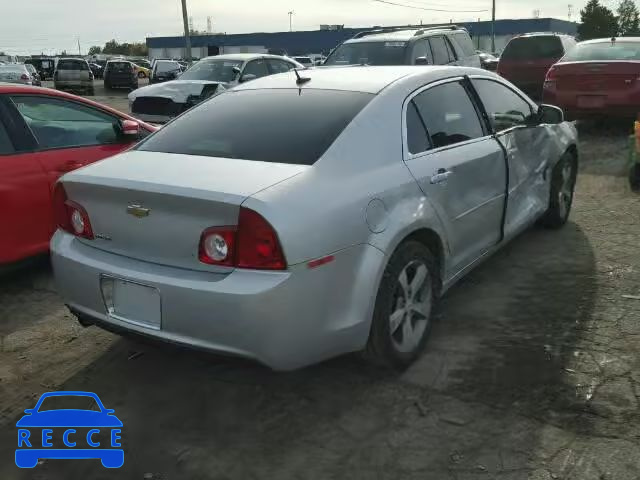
[147,18,578,60]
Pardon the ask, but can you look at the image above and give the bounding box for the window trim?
[468,75,538,135]
[7,94,128,153]
[443,36,458,61]
[402,76,492,162]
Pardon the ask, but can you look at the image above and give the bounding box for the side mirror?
[239,74,257,83]
[232,66,242,77]
[415,56,430,65]
[120,119,140,137]
[537,104,564,125]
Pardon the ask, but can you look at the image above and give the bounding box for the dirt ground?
[0,107,639,479]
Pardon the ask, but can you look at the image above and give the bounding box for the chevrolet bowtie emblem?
[126,204,150,218]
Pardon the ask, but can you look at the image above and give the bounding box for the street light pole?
[491,0,496,53]
[288,11,294,32]
[181,0,192,64]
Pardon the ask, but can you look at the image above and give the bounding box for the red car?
[543,37,640,119]
[497,33,577,100]
[0,85,156,265]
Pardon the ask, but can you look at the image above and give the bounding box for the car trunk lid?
[552,61,640,92]
[61,151,307,271]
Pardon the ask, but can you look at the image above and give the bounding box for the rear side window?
[453,32,477,57]
[411,40,433,64]
[429,37,451,64]
[0,119,14,154]
[411,82,483,149]
[406,101,430,154]
[137,89,374,165]
[502,36,564,60]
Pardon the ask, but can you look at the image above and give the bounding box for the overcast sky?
[0,0,618,55]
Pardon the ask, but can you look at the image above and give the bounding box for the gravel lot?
[0,91,639,479]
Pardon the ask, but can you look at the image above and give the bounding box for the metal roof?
[147,18,578,55]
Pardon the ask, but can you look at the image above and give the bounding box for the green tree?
[88,45,102,55]
[617,0,640,36]
[578,0,618,40]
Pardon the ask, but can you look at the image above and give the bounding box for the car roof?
[57,57,86,62]
[199,53,294,61]
[232,65,472,94]
[345,27,463,44]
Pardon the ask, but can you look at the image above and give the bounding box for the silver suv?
[54,58,94,95]
[324,25,481,68]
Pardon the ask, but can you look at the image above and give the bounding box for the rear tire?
[363,241,439,370]
[540,152,577,229]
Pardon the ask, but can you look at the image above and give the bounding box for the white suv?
[324,25,481,68]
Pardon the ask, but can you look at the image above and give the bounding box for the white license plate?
[100,277,161,330]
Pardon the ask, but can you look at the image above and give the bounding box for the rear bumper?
[55,81,92,90]
[51,231,383,370]
[544,90,640,119]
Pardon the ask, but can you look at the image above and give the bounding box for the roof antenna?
[294,68,311,85]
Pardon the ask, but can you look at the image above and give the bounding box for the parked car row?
[495,32,640,120]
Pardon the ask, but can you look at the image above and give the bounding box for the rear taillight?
[20,74,29,81]
[198,207,286,270]
[53,183,94,239]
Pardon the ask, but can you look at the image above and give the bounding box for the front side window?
[179,59,243,82]
[241,59,269,79]
[472,79,533,132]
[411,40,433,64]
[411,82,484,149]
[453,32,477,56]
[10,95,120,149]
[267,59,296,74]
[429,37,451,64]
[324,41,407,66]
[137,89,374,165]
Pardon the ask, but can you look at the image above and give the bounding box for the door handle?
[430,168,453,185]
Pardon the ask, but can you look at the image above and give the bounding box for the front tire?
[540,152,577,229]
[364,241,439,369]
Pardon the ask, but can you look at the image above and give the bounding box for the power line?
[371,0,489,13]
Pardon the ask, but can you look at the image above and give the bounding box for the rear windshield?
[501,36,564,60]
[137,89,374,165]
[156,61,180,73]
[0,65,25,73]
[57,60,88,71]
[324,41,407,66]
[561,41,640,61]
[107,61,132,71]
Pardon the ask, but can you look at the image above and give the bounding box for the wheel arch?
[397,228,445,293]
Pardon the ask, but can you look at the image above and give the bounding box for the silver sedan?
[51,66,578,370]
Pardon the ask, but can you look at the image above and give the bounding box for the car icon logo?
[15,391,124,468]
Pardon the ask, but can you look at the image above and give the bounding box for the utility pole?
[77,38,81,56]
[491,0,496,53]
[288,11,294,32]
[181,0,192,64]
